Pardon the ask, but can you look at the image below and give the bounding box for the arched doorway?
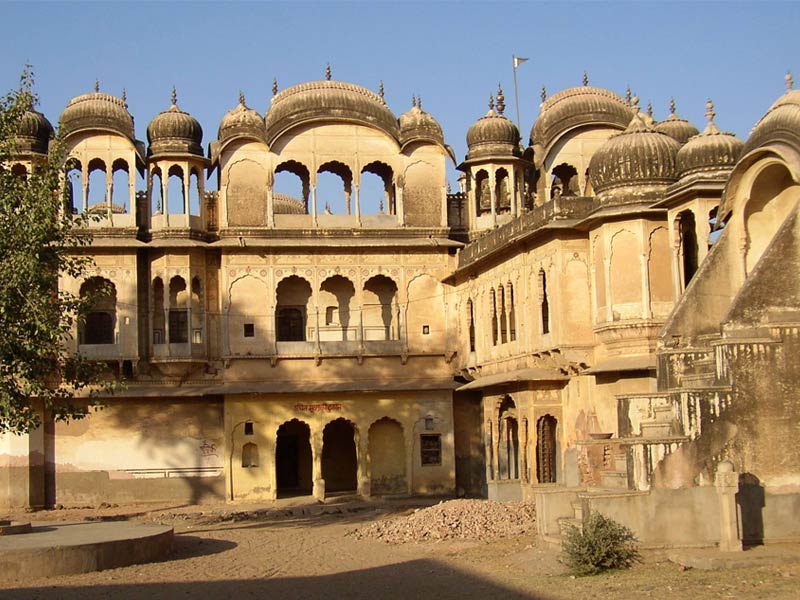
[498,396,519,480]
[276,419,312,497]
[368,418,406,495]
[536,415,558,484]
[322,418,358,493]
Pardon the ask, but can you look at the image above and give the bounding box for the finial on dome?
[411,95,417,108]
[239,90,246,106]
[325,63,332,81]
[631,95,640,111]
[647,100,653,118]
[496,83,505,115]
[417,95,422,110]
[669,97,676,115]
[94,79,100,93]
[625,86,632,107]
[379,80,385,102]
[121,87,127,105]
[787,71,794,92]
[583,71,589,86]
[540,85,547,103]
[447,182,452,194]
[705,98,716,124]
[488,94,495,112]
[272,78,278,97]
[171,86,177,106]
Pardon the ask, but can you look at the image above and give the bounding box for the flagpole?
[512,55,522,132]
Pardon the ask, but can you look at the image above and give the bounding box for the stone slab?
[0,521,173,581]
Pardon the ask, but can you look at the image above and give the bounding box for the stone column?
[356,429,370,498]
[354,184,362,226]
[489,171,497,228]
[311,183,318,227]
[396,182,405,226]
[312,431,325,501]
[715,460,742,552]
[509,167,518,218]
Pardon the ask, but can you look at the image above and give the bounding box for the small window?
[242,442,259,468]
[422,325,430,335]
[243,323,255,338]
[244,421,254,436]
[420,434,442,466]
[153,329,163,345]
[192,329,202,344]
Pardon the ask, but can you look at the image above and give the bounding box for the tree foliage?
[0,67,107,434]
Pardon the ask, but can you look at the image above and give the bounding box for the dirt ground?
[2,498,799,600]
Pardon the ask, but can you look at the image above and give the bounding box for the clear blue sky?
[2,1,798,192]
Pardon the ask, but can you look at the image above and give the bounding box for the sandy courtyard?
[1,498,799,600]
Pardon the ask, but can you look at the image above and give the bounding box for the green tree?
[0,67,107,434]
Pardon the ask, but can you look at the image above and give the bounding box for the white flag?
[513,56,529,69]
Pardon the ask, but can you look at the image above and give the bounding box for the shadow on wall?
[736,472,765,548]
[0,559,550,600]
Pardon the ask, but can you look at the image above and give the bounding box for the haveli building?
[2,69,799,548]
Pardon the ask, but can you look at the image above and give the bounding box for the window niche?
[420,434,442,466]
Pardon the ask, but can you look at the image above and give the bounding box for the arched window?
[65,159,82,213]
[86,158,107,210]
[319,275,355,341]
[498,285,507,343]
[152,277,165,344]
[507,283,516,342]
[151,168,163,214]
[536,415,558,484]
[275,161,310,213]
[276,276,312,341]
[168,276,188,343]
[167,165,185,215]
[498,397,519,480]
[495,168,510,213]
[111,159,129,212]
[189,169,201,216]
[79,277,117,345]
[678,210,698,287]
[475,170,490,215]
[317,161,352,215]
[551,163,578,197]
[361,162,394,215]
[490,288,498,345]
[466,298,476,352]
[539,269,550,335]
[242,442,259,468]
[363,275,398,341]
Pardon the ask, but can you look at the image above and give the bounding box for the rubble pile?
[351,499,536,543]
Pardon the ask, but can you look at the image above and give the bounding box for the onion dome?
[265,74,399,145]
[273,193,306,214]
[465,88,521,160]
[218,92,267,146]
[530,79,631,150]
[588,112,681,203]
[147,88,203,157]
[398,96,444,147]
[741,72,800,157]
[59,82,135,141]
[676,100,743,179]
[15,107,53,155]
[655,98,700,145]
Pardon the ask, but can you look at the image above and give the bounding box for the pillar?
[312,431,325,501]
[715,460,742,552]
[356,430,370,498]
[310,183,318,227]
